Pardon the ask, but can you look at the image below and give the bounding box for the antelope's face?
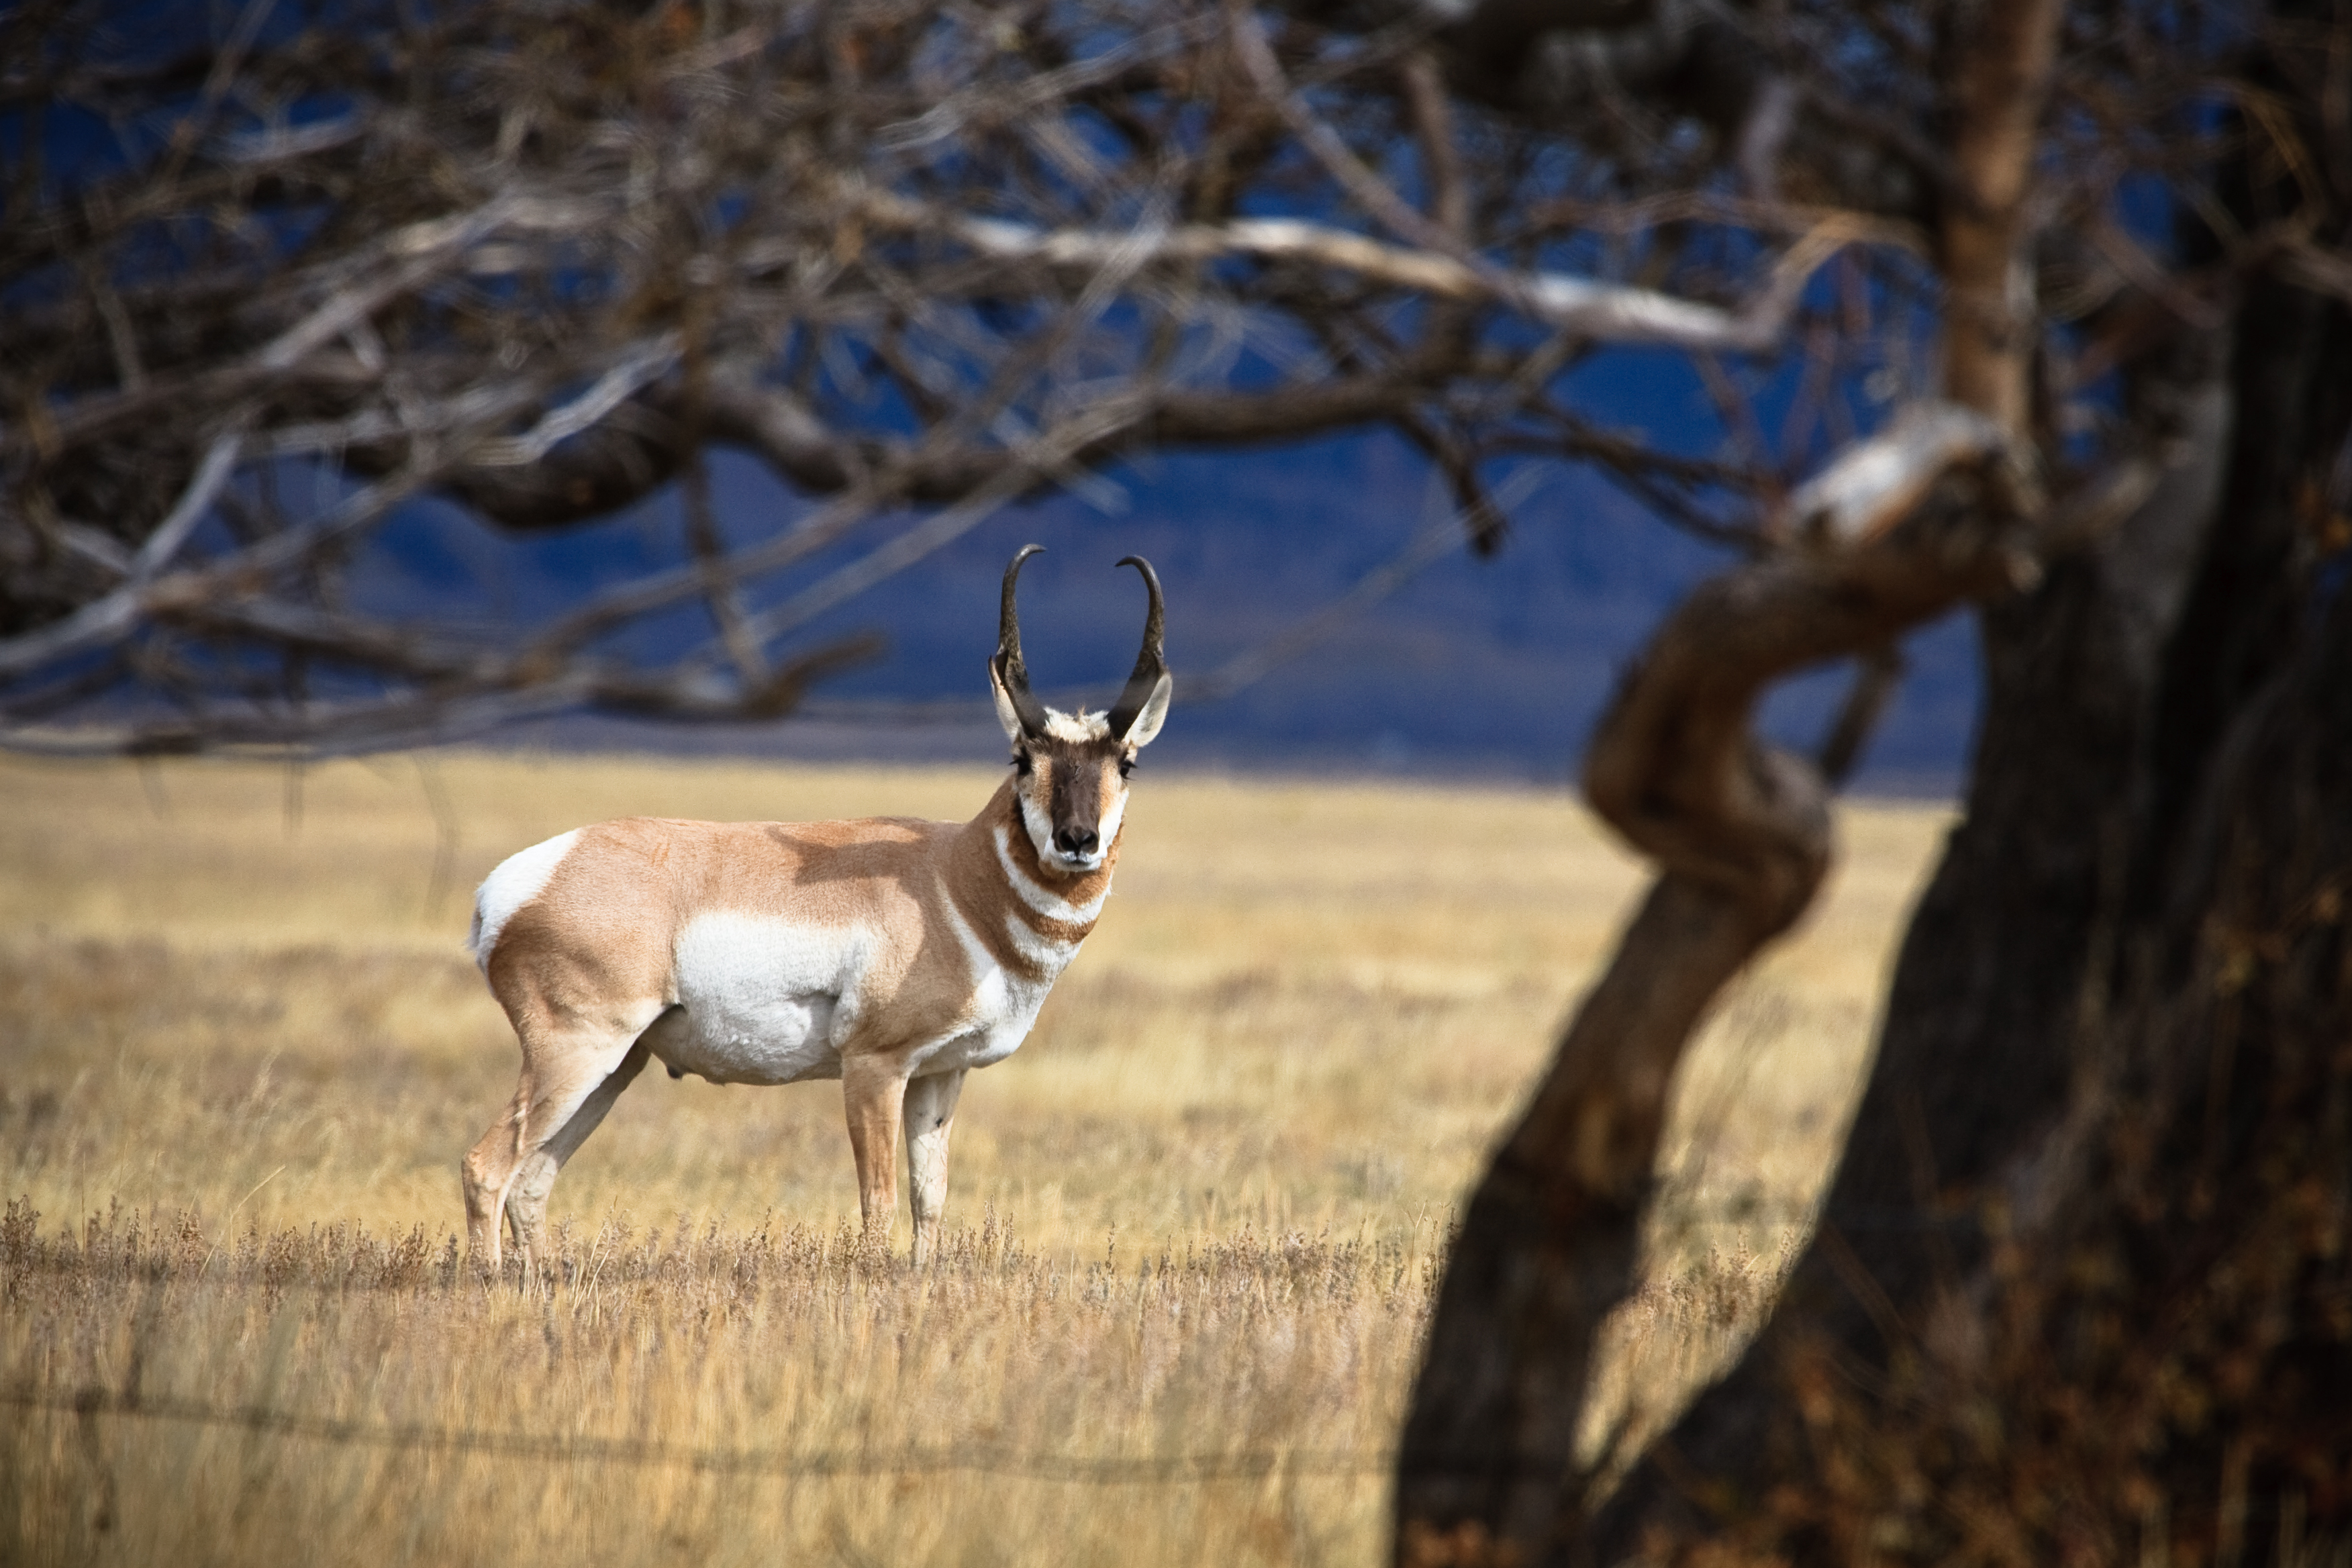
[987,546,1173,879]
[1008,723,1142,875]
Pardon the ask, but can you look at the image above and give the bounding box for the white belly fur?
[650,908,1078,1087]
[656,911,859,1085]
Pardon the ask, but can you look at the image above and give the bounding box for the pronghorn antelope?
[460,544,1171,1272]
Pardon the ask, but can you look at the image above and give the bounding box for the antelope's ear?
[1118,672,1173,748]
[988,655,1028,745]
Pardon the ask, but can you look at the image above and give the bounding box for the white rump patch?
[469,828,581,970]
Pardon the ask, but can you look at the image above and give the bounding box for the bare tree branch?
[856,189,1870,354]
[0,0,2302,786]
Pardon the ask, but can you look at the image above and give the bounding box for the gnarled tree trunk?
[1393,0,2073,1556]
[1583,109,2352,1568]
[1395,0,2350,1557]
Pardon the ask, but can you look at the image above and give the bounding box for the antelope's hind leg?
[500,1038,652,1272]
[462,1020,657,1276]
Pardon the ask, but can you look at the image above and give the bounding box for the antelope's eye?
[1117,756,1135,779]
[1014,750,1033,777]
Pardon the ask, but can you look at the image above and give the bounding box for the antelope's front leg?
[842,1053,910,1255]
[903,1069,967,1268]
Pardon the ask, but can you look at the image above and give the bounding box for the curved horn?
[1104,555,1169,742]
[991,544,1052,737]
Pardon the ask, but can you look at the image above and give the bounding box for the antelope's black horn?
[991,544,1052,737]
[1104,555,1168,742]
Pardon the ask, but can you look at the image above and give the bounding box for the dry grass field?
[0,750,1948,1567]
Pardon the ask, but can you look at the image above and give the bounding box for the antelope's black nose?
[1054,826,1099,857]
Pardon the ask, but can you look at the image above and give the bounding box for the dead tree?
[1369,0,2352,1561]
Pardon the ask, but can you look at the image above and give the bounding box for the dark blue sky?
[362,423,1981,794]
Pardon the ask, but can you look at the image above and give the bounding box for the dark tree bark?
[1393,0,2091,1553]
[1585,187,2352,1568]
[1387,0,2351,1547]
[1393,407,2057,1566]
[1584,322,2235,1555]
[1679,496,2352,1568]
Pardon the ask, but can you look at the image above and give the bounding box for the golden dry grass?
[0,750,1949,1566]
